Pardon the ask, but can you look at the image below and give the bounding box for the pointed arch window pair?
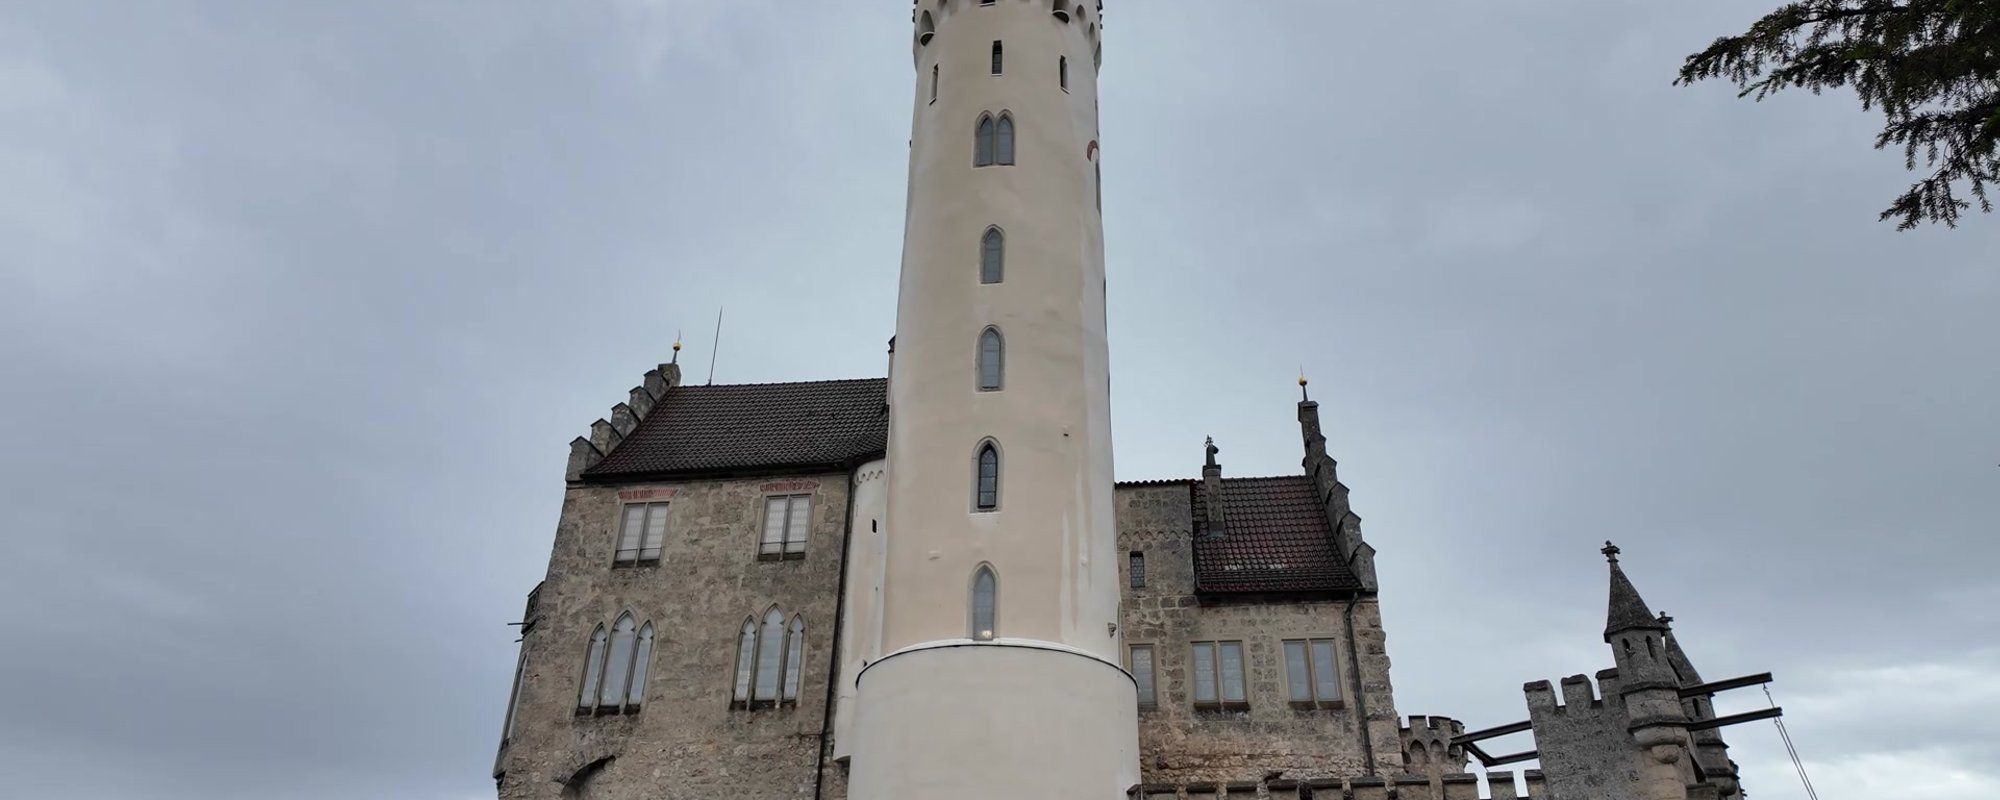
[975,113,1015,167]
[577,613,654,715]
[733,608,805,708]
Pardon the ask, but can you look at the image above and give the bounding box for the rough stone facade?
[1116,483,1405,787]
[498,376,1765,800]
[495,472,853,800]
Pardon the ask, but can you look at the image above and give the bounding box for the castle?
[491,3,1779,799]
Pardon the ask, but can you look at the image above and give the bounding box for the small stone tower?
[845,2,1135,799]
[1602,543,1695,800]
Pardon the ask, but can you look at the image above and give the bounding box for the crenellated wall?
[565,363,680,483]
[1129,769,1547,800]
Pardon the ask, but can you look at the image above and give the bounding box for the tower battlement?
[1523,669,1624,717]
[914,0,1105,64]
[1399,715,1471,778]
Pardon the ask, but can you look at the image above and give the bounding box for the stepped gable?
[583,378,888,480]
[1191,475,1363,594]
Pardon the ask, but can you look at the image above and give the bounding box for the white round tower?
[846,1,1134,798]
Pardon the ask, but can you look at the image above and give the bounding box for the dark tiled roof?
[584,378,888,480]
[1191,476,1362,595]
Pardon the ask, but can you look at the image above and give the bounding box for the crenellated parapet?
[564,362,682,483]
[1400,715,1470,777]
[912,0,1107,66]
[1128,770,1545,800]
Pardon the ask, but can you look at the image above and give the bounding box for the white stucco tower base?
[845,1,1133,797]
[849,643,1137,798]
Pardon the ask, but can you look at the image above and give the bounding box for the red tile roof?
[583,378,888,480]
[1192,476,1362,595]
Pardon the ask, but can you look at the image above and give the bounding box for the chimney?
[1202,437,1227,539]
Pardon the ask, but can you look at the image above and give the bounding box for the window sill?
[757,552,808,563]
[1193,702,1251,714]
[731,700,801,712]
[1290,699,1347,711]
[574,705,643,718]
[611,559,661,570]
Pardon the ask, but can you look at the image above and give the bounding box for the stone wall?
[1116,483,1405,787]
[497,471,853,800]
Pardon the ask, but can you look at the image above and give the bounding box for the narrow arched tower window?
[918,11,936,46]
[1060,56,1069,91]
[971,566,998,641]
[975,114,996,167]
[991,41,1004,75]
[996,114,1015,165]
[931,65,940,104]
[978,328,1004,391]
[577,624,608,712]
[980,227,1004,284]
[975,442,1000,510]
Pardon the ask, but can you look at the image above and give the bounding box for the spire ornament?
[1603,541,1667,640]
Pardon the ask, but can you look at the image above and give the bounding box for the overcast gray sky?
[1,1,1994,798]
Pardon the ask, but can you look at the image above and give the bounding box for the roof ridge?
[677,376,887,390]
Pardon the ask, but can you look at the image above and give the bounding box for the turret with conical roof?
[1598,543,1696,800]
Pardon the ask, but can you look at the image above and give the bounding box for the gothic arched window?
[597,614,638,711]
[755,607,785,702]
[734,608,804,708]
[931,64,940,104]
[783,616,806,702]
[577,624,608,712]
[627,623,654,709]
[918,11,936,46]
[971,565,998,641]
[991,40,1004,75]
[1060,56,1069,91]
[1053,0,1071,22]
[978,328,1004,391]
[995,113,1016,165]
[975,441,1000,510]
[975,114,996,167]
[732,618,758,704]
[981,227,1005,284]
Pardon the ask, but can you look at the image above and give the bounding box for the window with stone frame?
[733,608,805,709]
[613,502,669,566]
[1190,640,1248,709]
[576,613,654,716]
[1128,551,1146,589]
[1284,638,1343,707]
[759,495,812,560]
[1129,644,1157,709]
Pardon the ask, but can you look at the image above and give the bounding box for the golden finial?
[672,332,683,364]
[1299,367,1310,400]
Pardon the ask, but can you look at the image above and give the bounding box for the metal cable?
[1764,685,1820,800]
